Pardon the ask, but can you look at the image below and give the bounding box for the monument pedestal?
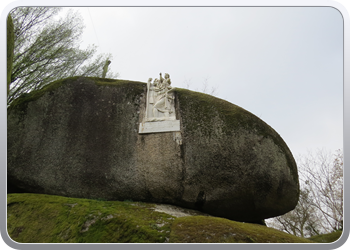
[139,120,180,134]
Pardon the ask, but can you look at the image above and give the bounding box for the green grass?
[169,216,313,243]
[7,193,174,243]
[308,230,343,243]
[7,193,317,243]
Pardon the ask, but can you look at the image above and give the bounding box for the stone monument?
[139,73,180,134]
[7,76,300,222]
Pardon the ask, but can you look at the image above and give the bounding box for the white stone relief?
[145,73,176,121]
[139,73,181,134]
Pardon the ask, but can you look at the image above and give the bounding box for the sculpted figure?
[153,73,174,119]
[163,73,171,87]
[147,78,155,104]
[145,73,176,121]
[140,72,180,132]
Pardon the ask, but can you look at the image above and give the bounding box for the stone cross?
[102,60,111,78]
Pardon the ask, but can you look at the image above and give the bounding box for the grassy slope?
[308,231,343,243]
[7,193,314,243]
[7,193,173,243]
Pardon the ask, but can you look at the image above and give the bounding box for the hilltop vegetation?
[7,193,315,243]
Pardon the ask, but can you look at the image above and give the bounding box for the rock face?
[7,77,299,222]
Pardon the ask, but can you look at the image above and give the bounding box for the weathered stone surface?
[7,77,299,222]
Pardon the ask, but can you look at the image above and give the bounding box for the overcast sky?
[65,6,343,158]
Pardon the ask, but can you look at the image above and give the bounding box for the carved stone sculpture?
[139,73,180,133]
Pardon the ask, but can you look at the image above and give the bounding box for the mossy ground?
[308,230,343,243]
[7,193,315,243]
[169,216,312,243]
[7,193,174,243]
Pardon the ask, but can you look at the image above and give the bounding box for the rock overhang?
[7,76,299,222]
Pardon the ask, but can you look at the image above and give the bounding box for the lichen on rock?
[7,76,299,222]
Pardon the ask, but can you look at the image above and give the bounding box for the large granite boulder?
[7,77,299,222]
